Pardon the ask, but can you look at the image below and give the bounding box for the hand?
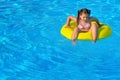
[65,24,71,28]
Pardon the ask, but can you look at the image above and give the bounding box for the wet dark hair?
[77,8,91,25]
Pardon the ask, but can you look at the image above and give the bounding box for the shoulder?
[89,17,99,22]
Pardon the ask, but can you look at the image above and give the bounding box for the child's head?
[77,8,91,22]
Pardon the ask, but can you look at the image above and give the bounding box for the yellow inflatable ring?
[60,21,112,40]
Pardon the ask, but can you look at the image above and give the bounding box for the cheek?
[79,16,81,19]
[79,15,83,19]
[80,17,83,19]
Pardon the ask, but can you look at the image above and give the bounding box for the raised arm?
[65,16,77,28]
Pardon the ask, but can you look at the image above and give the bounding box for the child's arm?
[65,16,77,28]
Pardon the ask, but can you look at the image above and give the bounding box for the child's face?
[79,13,89,21]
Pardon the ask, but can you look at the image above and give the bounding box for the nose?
[84,17,87,20]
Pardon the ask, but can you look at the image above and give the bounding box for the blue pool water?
[0,0,120,80]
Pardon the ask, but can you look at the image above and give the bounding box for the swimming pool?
[0,0,120,80]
